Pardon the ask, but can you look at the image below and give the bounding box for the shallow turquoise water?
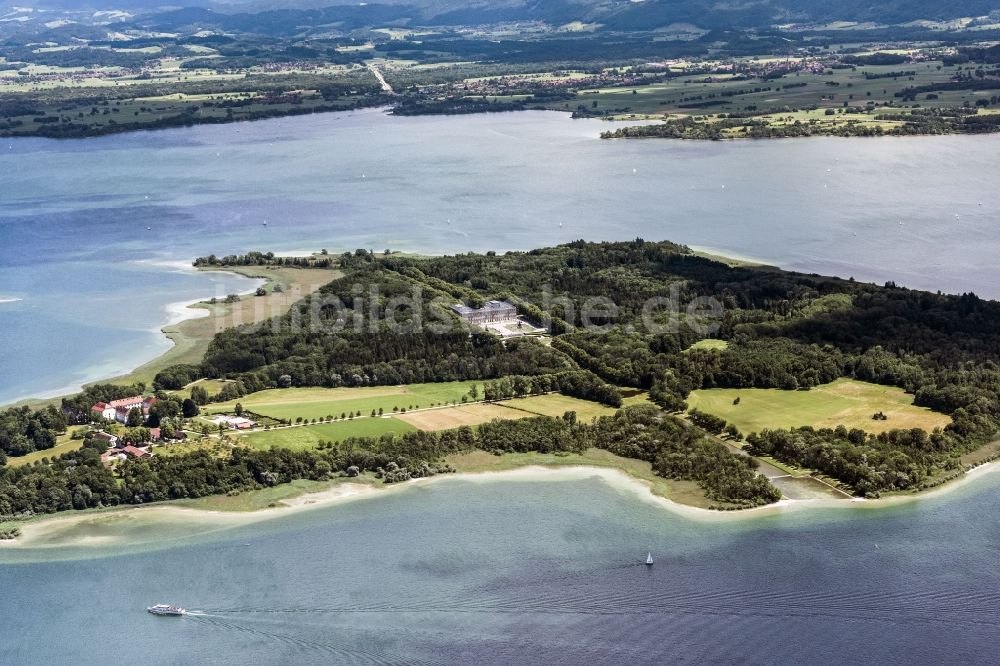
[2,109,999,403]
[2,471,1000,664]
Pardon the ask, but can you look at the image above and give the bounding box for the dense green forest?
[182,240,1000,496]
[0,406,66,458]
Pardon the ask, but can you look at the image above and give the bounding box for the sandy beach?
[5,459,1000,552]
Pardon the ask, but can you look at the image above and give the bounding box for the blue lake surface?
[2,470,1000,664]
[2,109,1000,403]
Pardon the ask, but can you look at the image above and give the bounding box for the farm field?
[239,417,417,451]
[396,403,530,430]
[568,61,961,119]
[499,393,620,421]
[207,381,479,421]
[218,390,622,449]
[687,378,951,435]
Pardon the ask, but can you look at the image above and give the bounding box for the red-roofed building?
[108,396,144,411]
[91,402,117,420]
[122,445,151,459]
[92,431,118,446]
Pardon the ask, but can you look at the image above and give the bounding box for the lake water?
[3,470,1000,664]
[1,109,999,403]
[3,110,1000,663]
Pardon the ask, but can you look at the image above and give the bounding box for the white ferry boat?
[147,604,186,616]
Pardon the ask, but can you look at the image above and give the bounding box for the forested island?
[2,240,1000,529]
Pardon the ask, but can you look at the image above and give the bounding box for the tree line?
[0,405,779,519]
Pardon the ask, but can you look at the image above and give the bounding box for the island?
[2,239,999,541]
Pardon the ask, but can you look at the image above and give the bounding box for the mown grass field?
[687,377,951,435]
[500,393,619,421]
[207,381,479,421]
[220,390,623,450]
[239,417,417,450]
[396,403,529,430]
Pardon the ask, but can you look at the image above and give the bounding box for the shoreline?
[2,263,332,409]
[5,458,1000,552]
[4,100,997,143]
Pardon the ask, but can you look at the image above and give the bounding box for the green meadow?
[687,378,951,435]
[500,393,620,421]
[239,416,417,451]
[207,381,480,422]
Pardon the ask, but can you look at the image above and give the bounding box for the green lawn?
[688,378,951,435]
[239,417,417,450]
[207,381,479,422]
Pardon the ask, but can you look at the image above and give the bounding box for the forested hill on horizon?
[5,0,1000,32]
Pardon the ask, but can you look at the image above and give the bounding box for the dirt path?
[368,63,395,94]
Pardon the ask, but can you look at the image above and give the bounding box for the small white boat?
[147,604,186,616]
[645,552,653,566]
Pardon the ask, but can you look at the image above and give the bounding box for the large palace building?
[450,300,517,325]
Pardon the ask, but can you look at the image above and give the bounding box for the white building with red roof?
[93,396,158,424]
[91,402,117,420]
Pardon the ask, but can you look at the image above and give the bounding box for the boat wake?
[187,613,442,666]
[195,561,1000,630]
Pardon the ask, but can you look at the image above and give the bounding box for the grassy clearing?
[685,339,729,352]
[688,377,951,435]
[207,381,480,421]
[397,403,529,430]
[239,417,417,450]
[622,391,654,408]
[500,393,619,421]
[7,426,86,467]
[170,378,233,401]
[444,448,716,509]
